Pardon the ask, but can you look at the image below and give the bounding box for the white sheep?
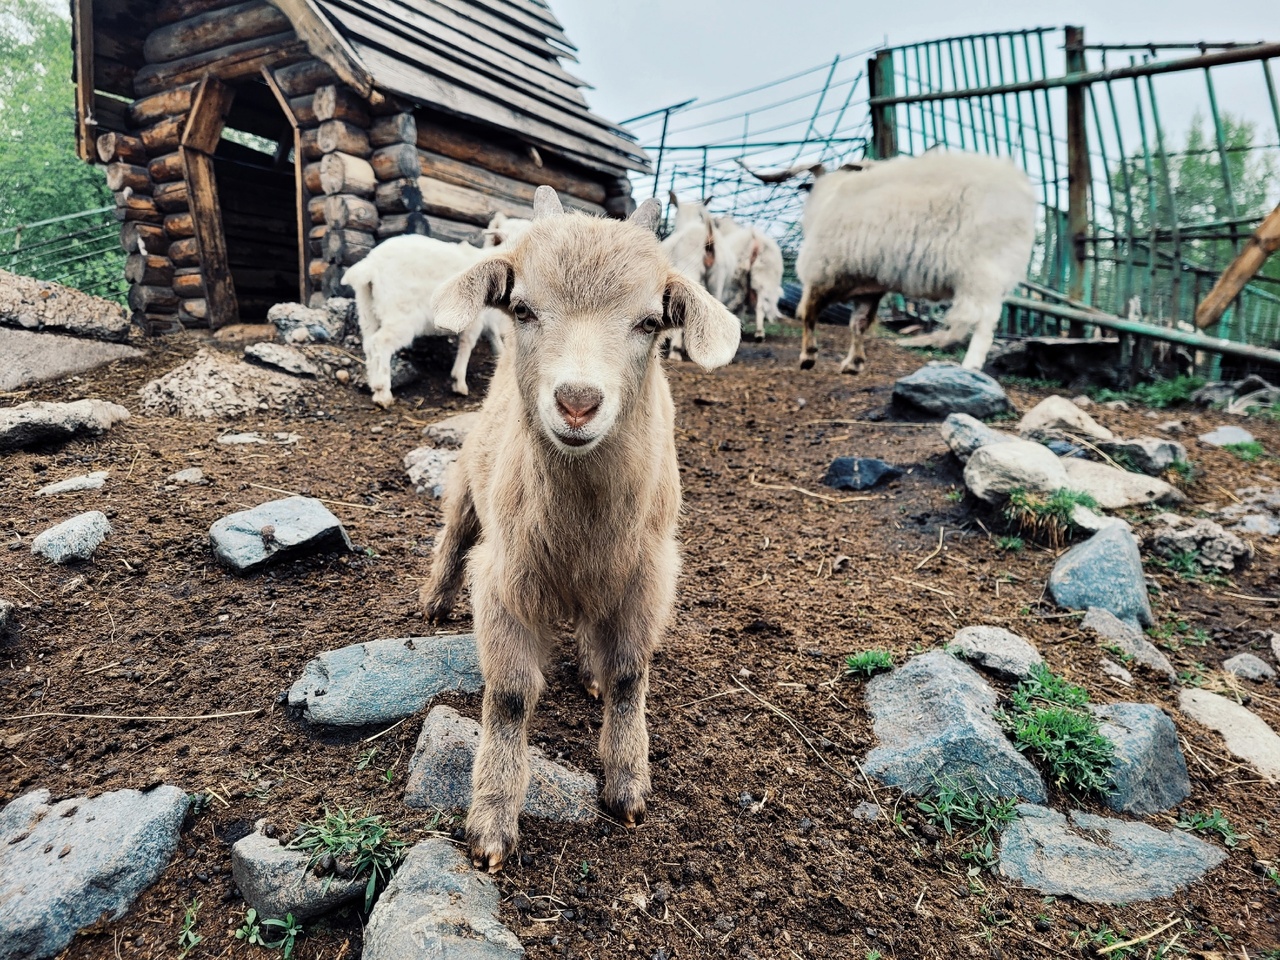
[660,193,716,361]
[420,187,740,873]
[707,215,784,343]
[743,150,1036,373]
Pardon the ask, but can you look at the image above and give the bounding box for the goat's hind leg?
[420,475,479,621]
[839,293,883,375]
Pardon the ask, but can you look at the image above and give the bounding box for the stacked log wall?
[314,83,383,299]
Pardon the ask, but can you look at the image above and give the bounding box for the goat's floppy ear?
[668,189,679,207]
[629,198,661,234]
[430,256,513,334]
[664,271,740,370]
[533,185,564,219]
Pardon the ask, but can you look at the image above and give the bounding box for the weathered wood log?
[274,59,338,98]
[324,228,375,265]
[308,224,326,256]
[289,94,317,127]
[371,143,420,182]
[420,215,481,246]
[153,180,190,213]
[300,127,322,160]
[307,256,327,285]
[95,57,137,98]
[181,76,234,153]
[125,254,174,286]
[164,211,195,238]
[178,298,209,324]
[105,163,152,194]
[155,0,242,28]
[172,268,205,298]
[1195,202,1280,329]
[133,33,307,97]
[148,151,185,183]
[417,177,533,226]
[120,221,167,254]
[370,113,416,148]
[97,132,147,165]
[143,0,290,64]
[317,120,371,158]
[416,120,607,205]
[604,194,636,219]
[128,82,197,126]
[374,177,422,214]
[314,85,370,127]
[182,142,239,327]
[128,284,179,313]
[114,193,163,223]
[323,194,378,231]
[169,237,200,266]
[376,212,430,240]
[303,162,323,195]
[418,148,606,217]
[307,195,326,223]
[368,91,410,117]
[141,117,185,155]
[320,152,376,197]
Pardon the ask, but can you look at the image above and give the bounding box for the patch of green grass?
[1004,488,1098,548]
[1089,375,1205,409]
[1148,550,1232,586]
[944,488,964,503]
[355,748,379,771]
[1177,662,1212,687]
[845,650,894,678]
[236,910,304,958]
[999,665,1113,796]
[187,792,210,817]
[1267,866,1280,888]
[1148,618,1211,652]
[917,777,1020,870]
[996,535,1025,552]
[1165,459,1195,484]
[1073,923,1135,957]
[1000,375,1062,391]
[1010,662,1092,712]
[178,899,202,959]
[1176,809,1245,847]
[1222,440,1266,462]
[287,807,406,911]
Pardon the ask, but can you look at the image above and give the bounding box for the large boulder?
[31,511,112,564]
[963,440,1068,504]
[0,787,188,960]
[1143,513,1252,573]
[0,399,130,452]
[939,413,1017,462]
[231,824,365,921]
[1060,458,1180,509]
[424,412,481,449]
[139,349,310,419]
[892,362,1012,419]
[1049,527,1153,628]
[863,652,1046,802]
[947,626,1043,680]
[0,268,131,342]
[1093,702,1190,814]
[1223,653,1274,681]
[244,342,319,378]
[209,496,352,573]
[1095,437,1188,476]
[1180,689,1280,781]
[1018,395,1113,442]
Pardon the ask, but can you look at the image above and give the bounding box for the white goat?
[708,215,784,343]
[483,212,533,249]
[659,193,716,361]
[743,150,1036,373]
[420,187,740,873]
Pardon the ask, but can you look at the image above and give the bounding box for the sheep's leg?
[753,286,767,343]
[420,478,479,622]
[953,291,1004,371]
[484,317,506,360]
[839,293,884,375]
[467,586,548,873]
[450,319,484,396]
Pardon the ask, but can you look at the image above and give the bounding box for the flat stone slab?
[0,787,188,960]
[244,342,319,378]
[1082,608,1175,682]
[893,362,1012,420]
[139,349,309,419]
[1199,425,1255,447]
[424,412,481,449]
[0,328,142,392]
[1180,689,1280,781]
[1096,437,1188,476]
[0,399,130,453]
[1049,527,1153,628]
[1061,458,1180,510]
[0,269,131,342]
[963,439,1068,504]
[948,626,1043,680]
[405,446,457,498]
[362,839,523,960]
[31,511,112,564]
[1019,395,1114,442]
[34,471,109,497]
[821,456,902,491]
[288,635,482,727]
[939,412,1016,462]
[863,651,1046,802]
[168,467,206,485]
[231,824,365,921]
[404,706,598,821]
[999,804,1226,903]
[209,496,352,573]
[1093,702,1190,814]
[1223,652,1275,681]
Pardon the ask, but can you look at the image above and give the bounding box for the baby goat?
[420,187,740,872]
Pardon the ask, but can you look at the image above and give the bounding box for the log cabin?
[72,0,649,332]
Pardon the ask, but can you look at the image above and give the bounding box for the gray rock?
[1223,653,1275,681]
[168,467,206,484]
[948,626,1043,680]
[821,456,902,491]
[216,431,300,445]
[1144,513,1252,573]
[939,412,1017,462]
[1019,395,1114,442]
[1060,458,1181,510]
[0,786,188,960]
[289,635,483,726]
[325,297,356,339]
[424,412,481,449]
[1070,504,1130,535]
[31,511,112,564]
[963,440,1069,504]
[1198,425,1255,447]
[404,706,598,821]
[362,839,523,960]
[1216,484,1280,538]
[244,342,319,378]
[863,652,1046,802]
[139,349,309,419]
[1049,527,1153,628]
[0,328,142,392]
[1271,630,1280,663]
[1180,689,1280,780]
[404,446,457,498]
[999,804,1226,903]
[209,496,352,573]
[0,269,131,342]
[1157,420,1185,434]
[0,597,14,636]
[268,302,344,343]
[1096,437,1188,475]
[0,399,130,452]
[231,824,365,921]
[1093,703,1190,814]
[1100,659,1132,684]
[1082,608,1176,682]
[34,471,109,497]
[851,801,881,821]
[892,362,1012,419]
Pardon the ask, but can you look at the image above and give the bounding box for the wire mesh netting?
[1,206,127,304]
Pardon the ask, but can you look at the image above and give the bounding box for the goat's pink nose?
[555,384,603,429]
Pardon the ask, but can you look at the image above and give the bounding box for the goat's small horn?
[629,198,662,234]
[668,189,679,206]
[533,185,564,219]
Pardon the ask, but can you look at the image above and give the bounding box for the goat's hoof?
[753,333,765,343]
[419,585,452,622]
[371,393,395,409]
[839,361,864,375]
[467,813,518,874]
[450,382,470,397]
[798,356,816,371]
[580,672,600,700]
[603,777,649,827]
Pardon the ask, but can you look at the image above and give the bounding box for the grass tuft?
[845,650,894,678]
[996,535,1025,552]
[1003,488,1098,548]
[1222,440,1266,462]
[287,807,406,911]
[1088,375,1204,409]
[1176,809,1245,847]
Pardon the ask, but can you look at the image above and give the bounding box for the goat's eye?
[511,301,535,323]
[636,316,661,336]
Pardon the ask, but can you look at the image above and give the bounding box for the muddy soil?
[2,326,1278,960]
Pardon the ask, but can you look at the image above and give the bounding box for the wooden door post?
[181,75,238,328]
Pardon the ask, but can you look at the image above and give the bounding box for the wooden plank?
[181,147,239,325]
[265,0,374,97]
[73,0,96,162]
[457,0,573,49]
[261,63,311,304]
[418,146,604,215]
[1195,203,1280,329]
[92,94,131,134]
[182,76,235,153]
[143,1,290,64]
[94,57,136,99]
[134,32,308,96]
[422,0,573,63]
[156,0,244,27]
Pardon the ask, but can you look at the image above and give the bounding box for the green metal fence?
[1,206,127,303]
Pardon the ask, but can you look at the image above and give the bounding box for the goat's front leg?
[840,293,884,375]
[796,285,821,370]
[468,585,547,873]
[449,319,485,396]
[754,292,767,343]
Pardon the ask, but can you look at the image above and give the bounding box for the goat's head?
[432,187,740,457]
[483,212,533,249]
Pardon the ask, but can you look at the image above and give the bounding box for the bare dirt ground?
[2,326,1278,960]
